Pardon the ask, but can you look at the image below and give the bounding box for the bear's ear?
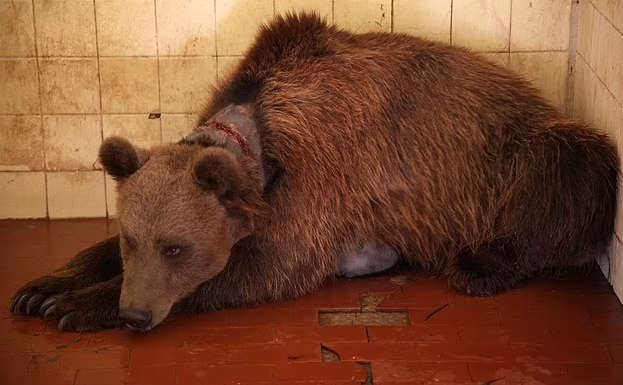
[99,136,149,181]
[192,148,246,201]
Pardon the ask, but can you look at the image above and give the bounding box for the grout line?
[30,0,48,219]
[565,0,581,115]
[0,54,239,59]
[214,0,220,83]
[153,0,163,144]
[508,0,513,53]
[390,0,394,33]
[577,52,623,110]
[449,0,453,45]
[588,0,623,37]
[0,112,205,117]
[92,0,108,218]
[1,170,104,174]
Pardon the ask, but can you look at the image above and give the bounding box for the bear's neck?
[183,103,267,190]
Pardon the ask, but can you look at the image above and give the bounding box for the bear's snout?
[119,308,152,331]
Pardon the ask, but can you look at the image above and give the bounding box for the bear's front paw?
[10,273,82,316]
[39,276,123,332]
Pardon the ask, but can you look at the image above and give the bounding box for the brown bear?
[10,13,620,332]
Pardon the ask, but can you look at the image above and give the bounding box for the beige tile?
[43,115,101,171]
[452,0,512,51]
[159,57,217,113]
[511,0,571,51]
[601,89,621,142]
[578,4,623,105]
[592,77,609,131]
[105,173,118,217]
[573,56,601,126]
[275,0,332,19]
[162,113,198,143]
[156,0,216,55]
[95,0,157,56]
[577,0,594,60]
[39,58,100,113]
[34,0,97,56]
[591,0,623,34]
[0,59,39,113]
[100,58,159,113]
[0,172,47,219]
[509,51,569,110]
[480,52,509,68]
[0,0,35,56]
[393,0,451,43]
[0,116,43,171]
[580,3,613,85]
[217,56,242,82]
[334,0,391,33]
[603,26,623,104]
[47,171,106,218]
[216,0,274,56]
[604,96,623,148]
[103,114,161,148]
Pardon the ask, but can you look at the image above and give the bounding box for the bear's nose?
[118,308,152,331]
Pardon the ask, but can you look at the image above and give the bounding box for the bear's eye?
[164,246,182,257]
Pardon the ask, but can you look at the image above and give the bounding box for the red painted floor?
[1,219,623,385]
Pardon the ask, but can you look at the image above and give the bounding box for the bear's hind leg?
[10,235,122,316]
[447,240,528,296]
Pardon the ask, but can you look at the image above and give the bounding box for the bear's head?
[99,136,263,331]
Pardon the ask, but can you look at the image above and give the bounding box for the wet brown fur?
[10,13,620,331]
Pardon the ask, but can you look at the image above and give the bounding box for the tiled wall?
[0,0,574,219]
[571,0,623,297]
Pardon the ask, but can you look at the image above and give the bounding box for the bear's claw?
[11,294,28,313]
[25,294,43,314]
[39,297,56,315]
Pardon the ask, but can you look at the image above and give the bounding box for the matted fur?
[9,13,620,331]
